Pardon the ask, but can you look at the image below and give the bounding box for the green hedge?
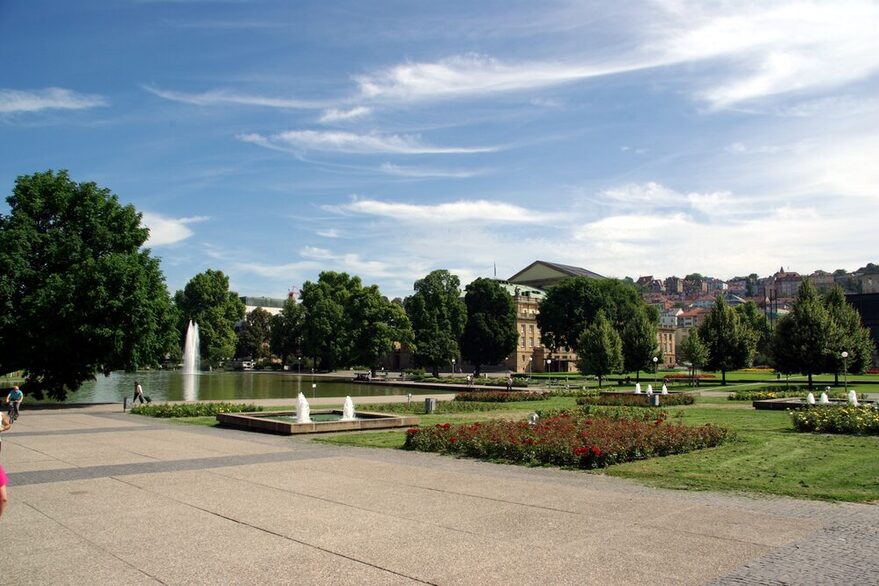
[131,402,262,418]
[730,388,866,401]
[454,391,548,402]
[576,393,695,407]
[790,405,879,435]
[358,401,510,414]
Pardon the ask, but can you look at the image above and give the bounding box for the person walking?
[133,380,146,405]
[5,386,23,422]
[506,375,513,391]
[0,462,8,520]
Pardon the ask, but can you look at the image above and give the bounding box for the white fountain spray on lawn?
[183,321,200,375]
[297,392,312,424]
[341,396,356,421]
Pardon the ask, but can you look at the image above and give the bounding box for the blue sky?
[2,0,878,298]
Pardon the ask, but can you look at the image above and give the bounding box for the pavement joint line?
[22,499,168,585]
[7,450,334,486]
[3,425,164,438]
[109,475,437,585]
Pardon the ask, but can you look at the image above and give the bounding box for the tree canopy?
[620,306,659,379]
[771,280,836,387]
[269,298,304,365]
[298,271,358,371]
[698,295,755,384]
[824,285,875,376]
[174,269,245,367]
[0,170,177,400]
[678,330,709,385]
[405,269,466,377]
[459,278,518,375]
[236,307,273,361]
[347,283,413,375]
[735,300,772,364]
[576,310,623,387]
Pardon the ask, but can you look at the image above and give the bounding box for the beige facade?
[658,326,676,367]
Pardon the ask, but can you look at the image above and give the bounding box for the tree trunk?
[834,372,839,386]
[635,371,640,382]
[598,374,603,388]
[473,364,481,376]
[432,366,439,377]
[721,369,726,385]
[808,372,813,388]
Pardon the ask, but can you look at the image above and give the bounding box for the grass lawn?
[316,394,879,502]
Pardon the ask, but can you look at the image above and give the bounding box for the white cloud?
[316,228,340,238]
[0,88,108,113]
[355,53,659,102]
[238,130,498,155]
[142,213,208,246]
[318,106,371,123]
[379,162,485,178]
[596,182,738,217]
[336,197,558,224]
[142,85,324,109]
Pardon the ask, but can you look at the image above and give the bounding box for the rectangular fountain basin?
[216,409,419,435]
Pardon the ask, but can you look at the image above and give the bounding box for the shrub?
[454,391,548,402]
[665,373,715,380]
[729,388,866,401]
[578,405,673,422]
[404,413,730,469]
[131,402,262,418]
[548,388,600,398]
[358,401,510,414]
[576,393,695,407]
[790,405,879,435]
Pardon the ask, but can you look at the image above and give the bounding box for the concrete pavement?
[1,404,877,585]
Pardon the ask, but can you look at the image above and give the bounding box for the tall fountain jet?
[297,392,312,424]
[183,320,201,375]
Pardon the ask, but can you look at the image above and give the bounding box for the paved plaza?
[1,404,877,585]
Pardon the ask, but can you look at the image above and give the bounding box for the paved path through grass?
[1,405,877,585]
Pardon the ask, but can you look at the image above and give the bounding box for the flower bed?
[359,401,510,414]
[664,373,715,380]
[576,393,695,407]
[790,406,879,435]
[730,388,863,401]
[131,402,262,418]
[454,391,548,402]
[404,413,730,469]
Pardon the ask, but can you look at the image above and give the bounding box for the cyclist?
[6,386,23,422]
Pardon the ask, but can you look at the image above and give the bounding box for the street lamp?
[546,358,551,374]
[527,357,533,378]
[841,351,849,394]
[451,358,456,374]
[297,356,301,374]
[653,356,659,388]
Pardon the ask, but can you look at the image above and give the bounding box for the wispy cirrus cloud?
[318,106,371,123]
[379,162,485,178]
[142,85,326,109]
[142,213,209,246]
[238,130,498,155]
[0,88,108,113]
[335,197,557,223]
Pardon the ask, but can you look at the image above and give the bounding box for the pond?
[67,371,442,403]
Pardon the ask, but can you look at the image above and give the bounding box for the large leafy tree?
[823,285,874,381]
[174,270,245,367]
[735,300,772,364]
[269,298,304,366]
[698,295,755,385]
[405,269,466,377]
[576,310,623,388]
[298,271,359,371]
[236,307,273,361]
[459,278,518,375]
[348,285,414,375]
[537,277,654,361]
[771,280,836,388]
[678,330,710,385]
[0,170,178,400]
[621,306,659,380]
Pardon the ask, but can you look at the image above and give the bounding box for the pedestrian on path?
[506,375,513,391]
[0,463,8,520]
[133,380,146,404]
[6,386,22,422]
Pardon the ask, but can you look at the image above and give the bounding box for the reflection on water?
[68,371,440,403]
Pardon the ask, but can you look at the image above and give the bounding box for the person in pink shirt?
[0,464,8,520]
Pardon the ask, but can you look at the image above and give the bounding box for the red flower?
[449,436,458,443]
[438,423,451,430]
[591,446,601,457]
[573,447,589,456]
[406,428,420,435]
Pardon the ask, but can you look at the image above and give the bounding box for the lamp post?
[841,351,849,394]
[546,358,551,374]
[297,356,301,375]
[527,357,532,379]
[653,356,659,388]
[451,358,456,374]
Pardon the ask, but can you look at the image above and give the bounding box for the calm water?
[67,371,437,403]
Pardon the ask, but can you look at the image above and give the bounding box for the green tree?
[824,285,875,381]
[348,286,413,375]
[0,170,178,400]
[620,306,659,380]
[298,272,359,371]
[771,280,836,388]
[678,330,710,385]
[536,277,653,360]
[698,295,755,385]
[459,278,518,375]
[735,300,772,364]
[236,307,273,361]
[405,270,466,377]
[576,310,623,387]
[174,270,245,367]
[269,298,304,366]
